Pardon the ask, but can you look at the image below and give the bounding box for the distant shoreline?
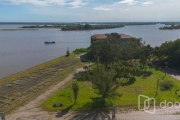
[0,28,38,31]
[0,22,180,25]
[159,24,180,30]
[19,24,125,31]
[17,23,159,31]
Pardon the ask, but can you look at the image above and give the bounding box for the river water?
[0,24,180,79]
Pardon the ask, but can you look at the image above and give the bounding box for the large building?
[91,33,132,44]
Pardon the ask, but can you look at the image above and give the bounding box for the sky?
[0,0,180,22]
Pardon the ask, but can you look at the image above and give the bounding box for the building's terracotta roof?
[91,33,132,44]
[91,34,107,39]
[119,34,132,39]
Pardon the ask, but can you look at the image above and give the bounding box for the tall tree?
[89,63,121,103]
[140,44,153,69]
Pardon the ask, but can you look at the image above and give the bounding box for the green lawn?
[42,68,180,111]
[42,81,99,111]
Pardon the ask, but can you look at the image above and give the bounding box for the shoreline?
[0,53,85,113]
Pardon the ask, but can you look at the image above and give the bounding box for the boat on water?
[44,41,55,44]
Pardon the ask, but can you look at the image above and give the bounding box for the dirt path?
[6,68,85,120]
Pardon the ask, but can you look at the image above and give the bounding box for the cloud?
[142,1,153,6]
[2,0,88,8]
[119,0,139,5]
[6,0,50,6]
[68,0,88,8]
[48,0,66,6]
[93,7,113,11]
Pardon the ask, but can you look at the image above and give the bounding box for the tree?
[84,23,91,29]
[88,40,111,64]
[140,44,153,69]
[88,37,148,69]
[115,60,140,78]
[119,38,144,60]
[72,81,79,103]
[155,39,180,69]
[89,63,121,103]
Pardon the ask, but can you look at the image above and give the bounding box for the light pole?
[112,105,116,120]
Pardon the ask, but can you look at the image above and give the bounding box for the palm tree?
[72,81,79,103]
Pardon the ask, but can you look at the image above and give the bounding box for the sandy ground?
[6,67,180,120]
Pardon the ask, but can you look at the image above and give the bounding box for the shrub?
[160,80,174,91]
[73,48,87,54]
[117,77,136,86]
[74,71,89,81]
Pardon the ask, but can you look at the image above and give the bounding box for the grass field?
[42,67,180,111]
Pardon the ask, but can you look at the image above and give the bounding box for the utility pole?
[1,112,6,120]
